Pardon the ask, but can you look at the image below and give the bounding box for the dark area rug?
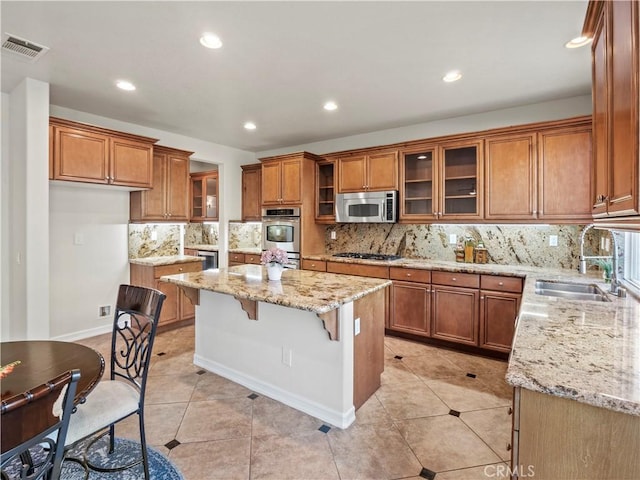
[3,437,183,480]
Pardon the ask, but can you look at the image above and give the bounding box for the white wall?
[1,92,9,339]
[4,79,50,341]
[49,184,130,339]
[256,95,592,157]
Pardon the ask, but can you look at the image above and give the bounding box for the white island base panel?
[193,290,357,428]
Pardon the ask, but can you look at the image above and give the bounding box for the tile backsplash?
[324,224,601,270]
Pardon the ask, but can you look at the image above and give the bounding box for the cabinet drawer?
[302,259,327,272]
[229,253,245,264]
[389,267,431,283]
[154,261,202,279]
[432,271,480,288]
[327,261,389,279]
[481,275,523,293]
[245,254,262,265]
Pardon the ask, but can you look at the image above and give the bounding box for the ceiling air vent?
[2,33,49,62]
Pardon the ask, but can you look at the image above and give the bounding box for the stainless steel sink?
[534,280,611,302]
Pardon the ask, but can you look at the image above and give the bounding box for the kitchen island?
[160,265,391,428]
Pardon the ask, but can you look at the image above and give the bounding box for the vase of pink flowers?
[261,247,288,281]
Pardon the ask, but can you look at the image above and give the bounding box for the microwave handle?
[380,200,386,221]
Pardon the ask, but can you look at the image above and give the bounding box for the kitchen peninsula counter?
[160,265,391,428]
[129,255,202,266]
[304,254,640,417]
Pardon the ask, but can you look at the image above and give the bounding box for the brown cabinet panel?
[390,281,430,336]
[242,163,262,221]
[316,160,336,222]
[389,267,431,284]
[431,285,479,345]
[229,253,246,266]
[432,271,480,289]
[484,134,536,220]
[154,261,202,278]
[54,126,110,184]
[245,254,262,265]
[156,280,179,325]
[261,161,282,205]
[400,147,437,221]
[281,158,302,204]
[301,259,327,272]
[538,126,593,220]
[479,291,519,352]
[130,146,192,222]
[592,8,610,216]
[261,157,301,205]
[190,170,218,221]
[337,152,398,193]
[110,137,153,187]
[480,275,523,294]
[50,118,157,188]
[326,261,389,279]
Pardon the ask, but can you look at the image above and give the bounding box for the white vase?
[266,264,283,281]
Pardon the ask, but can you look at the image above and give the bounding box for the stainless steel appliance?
[335,190,398,223]
[262,207,301,269]
[197,250,218,270]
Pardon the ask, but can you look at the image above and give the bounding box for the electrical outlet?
[99,305,111,317]
[354,317,360,336]
[549,235,558,247]
[330,231,337,240]
[449,234,457,245]
[151,230,158,241]
[74,233,84,245]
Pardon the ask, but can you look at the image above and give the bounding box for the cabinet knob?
[506,443,512,451]
[452,277,457,281]
[406,273,411,277]
[179,267,183,271]
[508,407,513,415]
[498,282,504,286]
[480,296,485,300]
[311,263,316,267]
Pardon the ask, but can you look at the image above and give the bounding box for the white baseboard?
[51,324,111,342]
[194,353,356,429]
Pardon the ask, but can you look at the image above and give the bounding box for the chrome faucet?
[578,224,620,295]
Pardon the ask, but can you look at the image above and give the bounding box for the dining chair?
[63,284,166,480]
[1,369,81,480]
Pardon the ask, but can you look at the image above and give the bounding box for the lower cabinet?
[389,269,521,352]
[130,261,202,329]
[229,252,245,266]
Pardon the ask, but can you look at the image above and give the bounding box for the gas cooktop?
[333,252,402,261]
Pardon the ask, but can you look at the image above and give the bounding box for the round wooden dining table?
[1,340,105,405]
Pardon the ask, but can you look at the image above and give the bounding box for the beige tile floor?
[77,326,513,480]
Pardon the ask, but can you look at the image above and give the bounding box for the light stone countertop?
[184,244,218,252]
[229,247,262,255]
[129,255,202,266]
[160,264,391,315]
[304,254,640,416]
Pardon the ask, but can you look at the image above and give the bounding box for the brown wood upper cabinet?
[241,163,262,221]
[130,145,192,222]
[190,170,219,221]
[400,140,483,221]
[484,121,592,222]
[586,1,639,218]
[50,117,157,189]
[316,160,336,223]
[337,151,398,193]
[262,155,302,205]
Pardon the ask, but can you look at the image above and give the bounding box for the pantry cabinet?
[337,151,398,193]
[130,145,192,222]
[241,163,262,221]
[586,0,640,218]
[129,260,202,330]
[399,141,483,222]
[190,170,219,222]
[50,117,157,189]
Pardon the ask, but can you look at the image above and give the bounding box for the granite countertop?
[160,264,391,315]
[129,255,202,266]
[185,244,218,252]
[304,254,640,416]
[229,247,262,255]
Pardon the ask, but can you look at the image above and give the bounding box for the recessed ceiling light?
[200,33,223,49]
[116,80,136,91]
[442,70,462,83]
[244,122,257,131]
[565,36,592,49]
[324,101,338,111]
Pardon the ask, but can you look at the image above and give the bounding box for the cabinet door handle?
[506,443,512,451]
[508,407,513,415]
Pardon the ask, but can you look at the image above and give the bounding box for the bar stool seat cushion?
[65,380,139,446]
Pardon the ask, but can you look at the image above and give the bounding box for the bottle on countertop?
[464,237,475,263]
[474,240,488,264]
[455,240,465,263]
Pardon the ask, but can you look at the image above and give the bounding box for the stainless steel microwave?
[335,191,398,223]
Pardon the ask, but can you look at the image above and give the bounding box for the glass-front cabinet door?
[400,148,437,221]
[190,170,219,221]
[439,140,483,220]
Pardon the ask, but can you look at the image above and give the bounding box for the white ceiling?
[1,1,591,153]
